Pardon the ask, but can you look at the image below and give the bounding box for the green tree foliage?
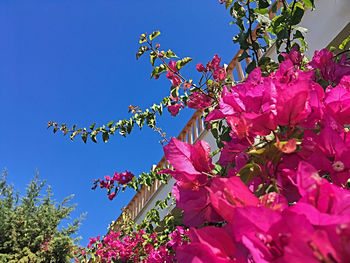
[0,170,85,263]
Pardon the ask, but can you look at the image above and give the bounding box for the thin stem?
[246,0,260,64]
[286,0,297,53]
[334,49,350,58]
[147,39,219,103]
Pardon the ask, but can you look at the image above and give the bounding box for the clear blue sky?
[0,0,239,245]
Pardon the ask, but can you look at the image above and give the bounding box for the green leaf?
[170,85,179,99]
[176,57,193,70]
[225,0,233,9]
[149,31,160,41]
[290,2,304,26]
[238,50,250,62]
[126,119,134,134]
[237,163,262,184]
[256,13,271,26]
[89,123,96,130]
[136,45,150,60]
[339,35,350,50]
[90,133,97,143]
[81,132,87,143]
[294,26,308,33]
[294,30,308,49]
[107,121,114,128]
[230,6,238,19]
[271,1,278,13]
[151,64,167,78]
[277,28,289,40]
[301,0,313,8]
[258,0,271,9]
[329,46,337,52]
[246,60,257,73]
[139,33,147,43]
[165,49,177,59]
[150,51,157,66]
[255,8,269,15]
[258,56,271,67]
[102,132,109,143]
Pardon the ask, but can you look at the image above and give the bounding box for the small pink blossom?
[187,92,211,110]
[113,170,134,184]
[167,103,184,116]
[196,63,207,72]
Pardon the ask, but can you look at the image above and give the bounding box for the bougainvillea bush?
[50,0,350,262]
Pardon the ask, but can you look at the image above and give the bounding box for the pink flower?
[167,103,184,116]
[274,61,312,126]
[290,161,350,225]
[196,63,207,72]
[213,68,226,82]
[281,45,303,66]
[208,176,259,222]
[168,60,178,72]
[206,54,221,71]
[162,138,214,189]
[167,226,189,250]
[113,170,134,184]
[187,92,211,110]
[108,192,116,200]
[176,225,247,263]
[166,71,181,87]
[172,183,222,226]
[324,75,350,125]
[308,49,350,84]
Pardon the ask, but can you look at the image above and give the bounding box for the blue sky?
[0,0,239,245]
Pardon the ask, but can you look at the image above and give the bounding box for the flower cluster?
[87,43,350,262]
[77,229,188,263]
[167,54,225,116]
[93,171,135,200]
[160,48,350,262]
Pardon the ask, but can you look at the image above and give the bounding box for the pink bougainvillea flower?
[112,170,134,184]
[167,103,184,116]
[206,54,222,71]
[273,60,312,126]
[162,138,221,226]
[218,133,250,166]
[289,161,350,226]
[231,207,338,263]
[281,45,303,66]
[206,68,277,138]
[168,60,178,73]
[108,192,116,201]
[176,225,248,263]
[300,119,350,186]
[308,49,350,84]
[196,63,207,72]
[162,138,214,189]
[166,71,181,87]
[207,176,259,222]
[187,91,211,110]
[167,226,189,251]
[172,183,222,227]
[213,68,226,82]
[260,192,288,211]
[324,75,350,125]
